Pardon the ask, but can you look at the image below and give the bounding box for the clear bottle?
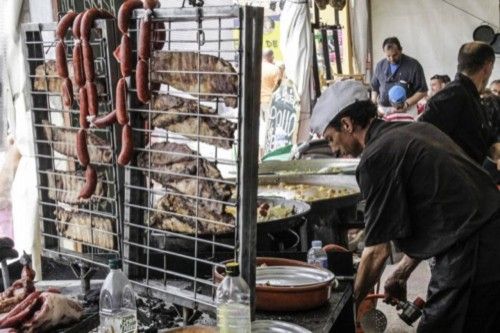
[216,262,251,333]
[307,240,328,269]
[98,259,137,333]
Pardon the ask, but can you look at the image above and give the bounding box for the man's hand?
[384,275,407,305]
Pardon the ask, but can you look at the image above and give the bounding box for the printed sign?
[264,79,300,153]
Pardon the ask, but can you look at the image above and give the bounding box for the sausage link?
[152,21,166,51]
[85,81,98,117]
[73,42,85,87]
[138,17,152,61]
[72,12,84,39]
[55,41,68,78]
[80,8,114,41]
[55,11,78,40]
[76,129,90,167]
[79,87,89,128]
[61,78,74,108]
[117,124,133,166]
[142,0,159,10]
[120,34,132,77]
[116,78,129,125]
[92,110,117,128]
[82,40,95,82]
[78,165,97,199]
[117,0,143,34]
[135,59,150,103]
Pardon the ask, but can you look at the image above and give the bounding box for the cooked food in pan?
[225,202,294,223]
[152,94,237,149]
[259,183,356,202]
[151,51,238,108]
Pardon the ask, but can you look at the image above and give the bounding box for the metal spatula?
[360,308,388,333]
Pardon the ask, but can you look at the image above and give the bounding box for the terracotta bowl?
[214,257,334,312]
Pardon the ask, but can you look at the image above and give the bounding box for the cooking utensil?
[473,25,495,44]
[214,257,335,311]
[252,320,312,333]
[256,265,335,287]
[160,326,217,333]
[491,33,500,53]
[360,308,387,333]
[259,158,359,176]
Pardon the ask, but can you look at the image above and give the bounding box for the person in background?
[311,80,500,333]
[383,85,415,122]
[420,42,496,165]
[259,48,283,157]
[417,74,449,114]
[481,92,500,184]
[371,37,428,119]
[489,79,500,96]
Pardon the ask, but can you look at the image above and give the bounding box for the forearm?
[391,254,421,280]
[406,91,427,107]
[354,243,390,308]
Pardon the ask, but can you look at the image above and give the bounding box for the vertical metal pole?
[321,28,332,80]
[239,6,263,320]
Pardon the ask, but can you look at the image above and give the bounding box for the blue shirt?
[371,54,428,107]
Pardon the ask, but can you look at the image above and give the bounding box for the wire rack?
[123,5,263,312]
[21,20,122,271]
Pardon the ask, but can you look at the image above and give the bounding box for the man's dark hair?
[327,100,378,130]
[382,37,402,51]
[490,79,500,86]
[430,74,445,83]
[442,75,451,84]
[457,42,495,74]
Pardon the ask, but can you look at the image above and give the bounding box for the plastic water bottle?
[307,240,328,269]
[98,259,137,333]
[216,262,251,333]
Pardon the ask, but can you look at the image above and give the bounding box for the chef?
[310,80,500,332]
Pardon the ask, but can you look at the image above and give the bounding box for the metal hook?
[196,7,205,46]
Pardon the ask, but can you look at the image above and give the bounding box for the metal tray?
[256,265,335,287]
[259,158,360,176]
[252,320,312,333]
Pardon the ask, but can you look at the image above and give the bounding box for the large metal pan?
[258,174,360,211]
[259,158,359,176]
[473,25,495,44]
[253,196,310,234]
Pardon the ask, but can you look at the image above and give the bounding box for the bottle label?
[120,314,137,333]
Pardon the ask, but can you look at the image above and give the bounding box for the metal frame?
[21,20,122,286]
[122,5,262,314]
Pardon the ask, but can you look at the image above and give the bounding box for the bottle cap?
[312,240,323,248]
[413,297,425,309]
[109,259,122,269]
[225,262,240,276]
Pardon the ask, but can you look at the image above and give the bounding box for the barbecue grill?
[22,18,122,290]
[123,5,263,314]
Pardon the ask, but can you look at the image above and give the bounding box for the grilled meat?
[152,94,236,149]
[150,193,234,235]
[137,142,233,203]
[34,60,106,98]
[47,170,106,205]
[54,209,115,250]
[151,51,238,108]
[42,120,112,164]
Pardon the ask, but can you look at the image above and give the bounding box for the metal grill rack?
[22,20,122,285]
[123,5,263,313]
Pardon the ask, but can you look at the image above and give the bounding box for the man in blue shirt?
[371,37,428,118]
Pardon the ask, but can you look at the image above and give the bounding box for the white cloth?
[1,0,42,279]
[279,0,313,142]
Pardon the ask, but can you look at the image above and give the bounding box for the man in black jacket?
[420,42,496,165]
[311,80,500,333]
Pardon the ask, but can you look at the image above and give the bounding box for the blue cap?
[388,85,407,104]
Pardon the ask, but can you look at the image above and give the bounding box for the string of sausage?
[113,0,163,166]
[77,8,113,199]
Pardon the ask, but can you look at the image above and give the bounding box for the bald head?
[457,42,495,75]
